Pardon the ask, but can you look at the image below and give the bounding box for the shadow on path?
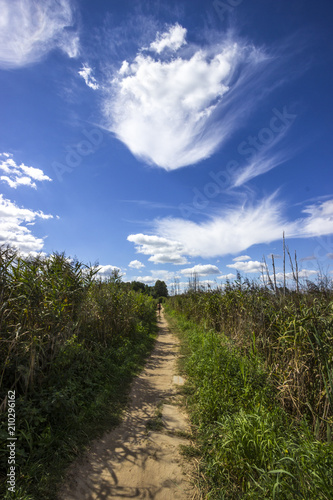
[59,311,195,500]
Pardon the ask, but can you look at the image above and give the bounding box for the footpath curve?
[59,309,195,500]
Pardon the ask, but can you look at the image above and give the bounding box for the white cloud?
[297,269,318,279]
[1,176,36,189]
[199,280,219,288]
[148,254,188,265]
[134,269,175,285]
[78,64,99,90]
[227,260,263,273]
[128,198,287,262]
[0,154,52,189]
[129,259,145,269]
[150,270,175,282]
[0,194,53,253]
[295,200,333,238]
[127,233,186,265]
[233,255,251,262]
[0,0,79,69]
[135,275,156,285]
[128,199,333,263]
[275,269,318,281]
[96,264,121,277]
[218,273,236,280]
[104,25,269,170]
[156,195,292,258]
[149,23,187,54]
[58,32,79,59]
[127,233,183,254]
[180,264,220,277]
[232,145,292,188]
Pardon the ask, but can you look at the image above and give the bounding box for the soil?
[59,309,197,500]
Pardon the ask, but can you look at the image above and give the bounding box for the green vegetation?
[126,279,168,299]
[153,280,168,299]
[0,246,157,499]
[166,275,333,499]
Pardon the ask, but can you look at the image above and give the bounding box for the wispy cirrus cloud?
[231,107,297,187]
[233,150,291,188]
[296,200,333,237]
[155,195,289,258]
[0,194,53,254]
[0,0,79,69]
[128,198,333,263]
[104,23,276,170]
[0,153,52,189]
[78,64,99,90]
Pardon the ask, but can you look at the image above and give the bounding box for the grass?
[168,277,333,439]
[165,307,333,499]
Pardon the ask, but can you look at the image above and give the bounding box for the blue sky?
[1,0,333,290]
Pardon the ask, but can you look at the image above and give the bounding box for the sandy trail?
[59,310,195,500]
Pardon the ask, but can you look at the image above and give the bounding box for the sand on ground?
[59,309,197,500]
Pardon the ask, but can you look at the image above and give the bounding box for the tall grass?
[169,277,333,440]
[0,246,157,499]
[0,247,95,400]
[166,309,333,499]
[167,255,333,498]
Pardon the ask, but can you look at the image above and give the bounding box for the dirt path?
[59,310,196,500]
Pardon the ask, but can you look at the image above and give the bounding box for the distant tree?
[153,280,168,298]
[144,284,154,295]
[131,281,146,293]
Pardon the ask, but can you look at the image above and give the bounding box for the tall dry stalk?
[271,254,277,293]
[283,231,286,296]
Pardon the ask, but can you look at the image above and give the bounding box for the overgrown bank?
[165,283,333,499]
[0,248,157,499]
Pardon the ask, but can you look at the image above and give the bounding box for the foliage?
[153,280,168,298]
[0,246,157,499]
[166,309,333,499]
[168,279,333,437]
